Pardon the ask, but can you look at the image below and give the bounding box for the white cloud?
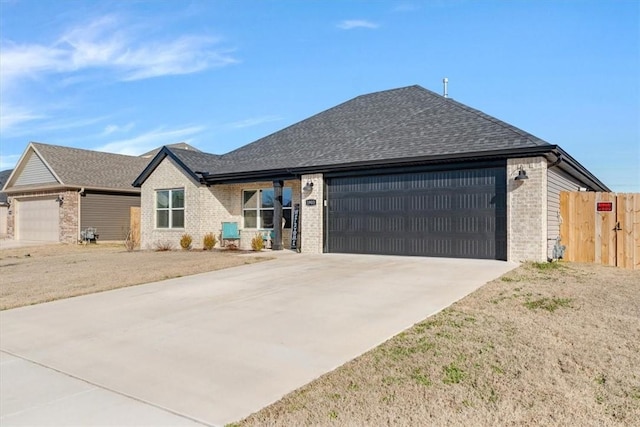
[393,3,420,12]
[227,115,282,129]
[101,122,135,136]
[0,104,46,132]
[96,125,205,155]
[0,14,237,88]
[0,112,111,138]
[337,20,380,30]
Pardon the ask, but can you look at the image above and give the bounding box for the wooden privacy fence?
[130,206,141,247]
[560,192,639,270]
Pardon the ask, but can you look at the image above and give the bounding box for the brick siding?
[507,157,548,262]
[140,158,301,250]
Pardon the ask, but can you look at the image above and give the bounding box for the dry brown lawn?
[0,243,271,310]
[239,262,640,427]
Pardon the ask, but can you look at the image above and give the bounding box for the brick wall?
[300,173,324,254]
[59,190,79,243]
[507,157,548,262]
[140,158,301,250]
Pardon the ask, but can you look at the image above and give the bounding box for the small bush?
[123,228,139,252]
[225,242,239,251]
[154,240,174,251]
[251,233,265,251]
[203,232,217,250]
[180,233,193,250]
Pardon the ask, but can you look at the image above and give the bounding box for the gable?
[13,150,59,186]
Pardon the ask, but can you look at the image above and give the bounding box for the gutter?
[4,184,140,195]
[156,144,610,193]
[199,146,560,184]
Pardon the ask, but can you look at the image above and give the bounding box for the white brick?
[507,157,547,262]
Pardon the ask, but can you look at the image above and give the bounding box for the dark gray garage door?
[326,167,507,260]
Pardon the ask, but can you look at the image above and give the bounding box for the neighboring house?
[0,169,12,238]
[133,85,609,262]
[2,142,149,243]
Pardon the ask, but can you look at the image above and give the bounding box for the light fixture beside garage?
[55,195,64,205]
[514,167,529,181]
[303,181,314,192]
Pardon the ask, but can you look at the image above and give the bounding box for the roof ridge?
[30,141,146,159]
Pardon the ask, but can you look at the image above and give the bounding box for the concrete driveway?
[1,253,516,426]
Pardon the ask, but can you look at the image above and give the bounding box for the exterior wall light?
[303,181,314,191]
[514,168,528,181]
[55,195,64,205]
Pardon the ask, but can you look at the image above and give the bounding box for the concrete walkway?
[1,254,517,426]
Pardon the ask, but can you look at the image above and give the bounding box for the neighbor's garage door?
[326,167,507,260]
[17,198,59,241]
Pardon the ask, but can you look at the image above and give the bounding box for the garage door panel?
[17,198,59,241]
[327,167,507,260]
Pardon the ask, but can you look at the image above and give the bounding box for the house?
[2,142,150,243]
[0,169,12,238]
[133,85,609,262]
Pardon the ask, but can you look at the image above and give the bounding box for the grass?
[523,297,572,312]
[239,262,640,426]
[0,243,272,310]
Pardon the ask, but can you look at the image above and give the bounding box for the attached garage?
[17,197,60,241]
[325,166,507,260]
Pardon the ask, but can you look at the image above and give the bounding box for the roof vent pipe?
[443,77,449,98]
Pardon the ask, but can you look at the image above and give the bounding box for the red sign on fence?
[596,202,613,212]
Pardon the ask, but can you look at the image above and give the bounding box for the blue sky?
[1,0,638,191]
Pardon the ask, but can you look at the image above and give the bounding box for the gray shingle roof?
[31,142,149,190]
[218,85,548,171]
[160,85,550,178]
[141,142,201,158]
[0,169,12,204]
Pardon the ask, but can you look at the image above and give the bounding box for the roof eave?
[552,147,610,192]
[201,146,559,183]
[132,147,202,187]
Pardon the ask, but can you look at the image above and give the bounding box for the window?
[243,188,292,229]
[156,189,185,228]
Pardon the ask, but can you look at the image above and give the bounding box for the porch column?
[272,180,283,250]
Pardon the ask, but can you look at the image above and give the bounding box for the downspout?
[546,154,565,260]
[77,188,84,243]
[547,153,563,169]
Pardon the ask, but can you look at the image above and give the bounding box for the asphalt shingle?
[167,85,550,176]
[31,143,149,190]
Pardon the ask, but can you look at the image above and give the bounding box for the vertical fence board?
[560,192,572,261]
[634,194,640,270]
[619,194,636,270]
[578,192,596,263]
[130,206,141,248]
[597,192,617,267]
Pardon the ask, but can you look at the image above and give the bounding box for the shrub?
[251,233,265,251]
[225,242,239,251]
[154,240,174,251]
[123,228,139,252]
[180,234,193,250]
[203,232,217,250]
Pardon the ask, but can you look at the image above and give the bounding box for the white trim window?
[156,188,185,229]
[243,188,292,229]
